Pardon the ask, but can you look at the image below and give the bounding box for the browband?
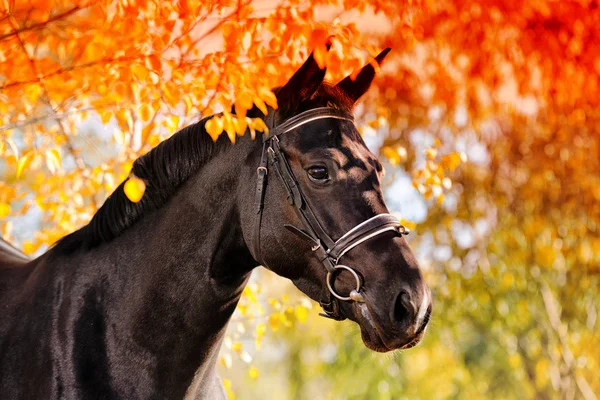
[264,107,354,141]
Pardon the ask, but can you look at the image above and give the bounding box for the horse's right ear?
[276,44,331,110]
[336,48,391,104]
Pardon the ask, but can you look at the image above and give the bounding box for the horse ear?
[336,48,391,104]
[277,43,331,110]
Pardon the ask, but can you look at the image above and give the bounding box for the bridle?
[252,107,410,320]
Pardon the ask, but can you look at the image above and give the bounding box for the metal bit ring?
[326,265,363,302]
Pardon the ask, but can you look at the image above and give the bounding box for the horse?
[0,46,432,399]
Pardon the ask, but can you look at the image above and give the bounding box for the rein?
[252,107,410,320]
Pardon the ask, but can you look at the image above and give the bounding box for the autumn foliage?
[1,0,599,398]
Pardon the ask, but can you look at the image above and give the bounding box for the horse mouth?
[399,308,430,349]
[354,302,428,352]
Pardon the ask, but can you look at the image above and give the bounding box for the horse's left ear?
[277,42,332,110]
[336,48,391,104]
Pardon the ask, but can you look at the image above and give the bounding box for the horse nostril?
[394,291,414,324]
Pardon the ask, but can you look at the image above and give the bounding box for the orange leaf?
[205,116,223,141]
[100,111,113,124]
[259,87,278,109]
[131,64,149,81]
[222,113,236,143]
[146,55,162,73]
[140,103,152,122]
[253,97,268,115]
[313,45,328,69]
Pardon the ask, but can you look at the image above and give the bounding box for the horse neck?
[46,136,258,397]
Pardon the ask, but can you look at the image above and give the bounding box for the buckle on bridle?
[256,166,267,176]
[311,240,321,252]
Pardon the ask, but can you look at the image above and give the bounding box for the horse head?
[246,48,432,352]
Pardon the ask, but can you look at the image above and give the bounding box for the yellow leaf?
[442,152,464,171]
[256,323,266,335]
[509,354,521,368]
[294,305,309,323]
[0,203,11,219]
[124,176,146,203]
[220,354,232,369]
[535,359,549,388]
[222,113,236,143]
[100,111,113,124]
[22,241,38,255]
[205,116,223,141]
[223,379,235,400]
[46,149,61,175]
[259,87,278,109]
[248,366,259,380]
[249,118,269,134]
[16,152,33,179]
[85,42,105,60]
[268,314,280,331]
[165,115,180,134]
[234,116,247,136]
[183,95,194,115]
[425,147,438,159]
[246,117,256,140]
[399,218,417,230]
[231,341,242,353]
[114,129,126,146]
[131,64,149,81]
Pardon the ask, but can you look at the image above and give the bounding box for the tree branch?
[0,1,99,42]
[540,283,597,400]
[8,14,88,170]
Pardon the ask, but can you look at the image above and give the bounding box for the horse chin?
[353,302,392,353]
[359,327,391,353]
[352,302,426,352]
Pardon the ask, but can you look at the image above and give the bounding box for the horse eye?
[307,166,329,182]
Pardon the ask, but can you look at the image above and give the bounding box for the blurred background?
[1,0,598,399]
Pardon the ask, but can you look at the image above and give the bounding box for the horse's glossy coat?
[0,48,431,399]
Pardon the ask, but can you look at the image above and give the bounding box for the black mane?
[53,117,233,254]
[53,83,352,254]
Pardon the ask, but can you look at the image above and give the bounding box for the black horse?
[0,47,431,399]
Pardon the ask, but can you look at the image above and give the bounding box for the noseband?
[252,107,410,320]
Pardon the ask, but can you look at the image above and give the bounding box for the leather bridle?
[252,107,410,320]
